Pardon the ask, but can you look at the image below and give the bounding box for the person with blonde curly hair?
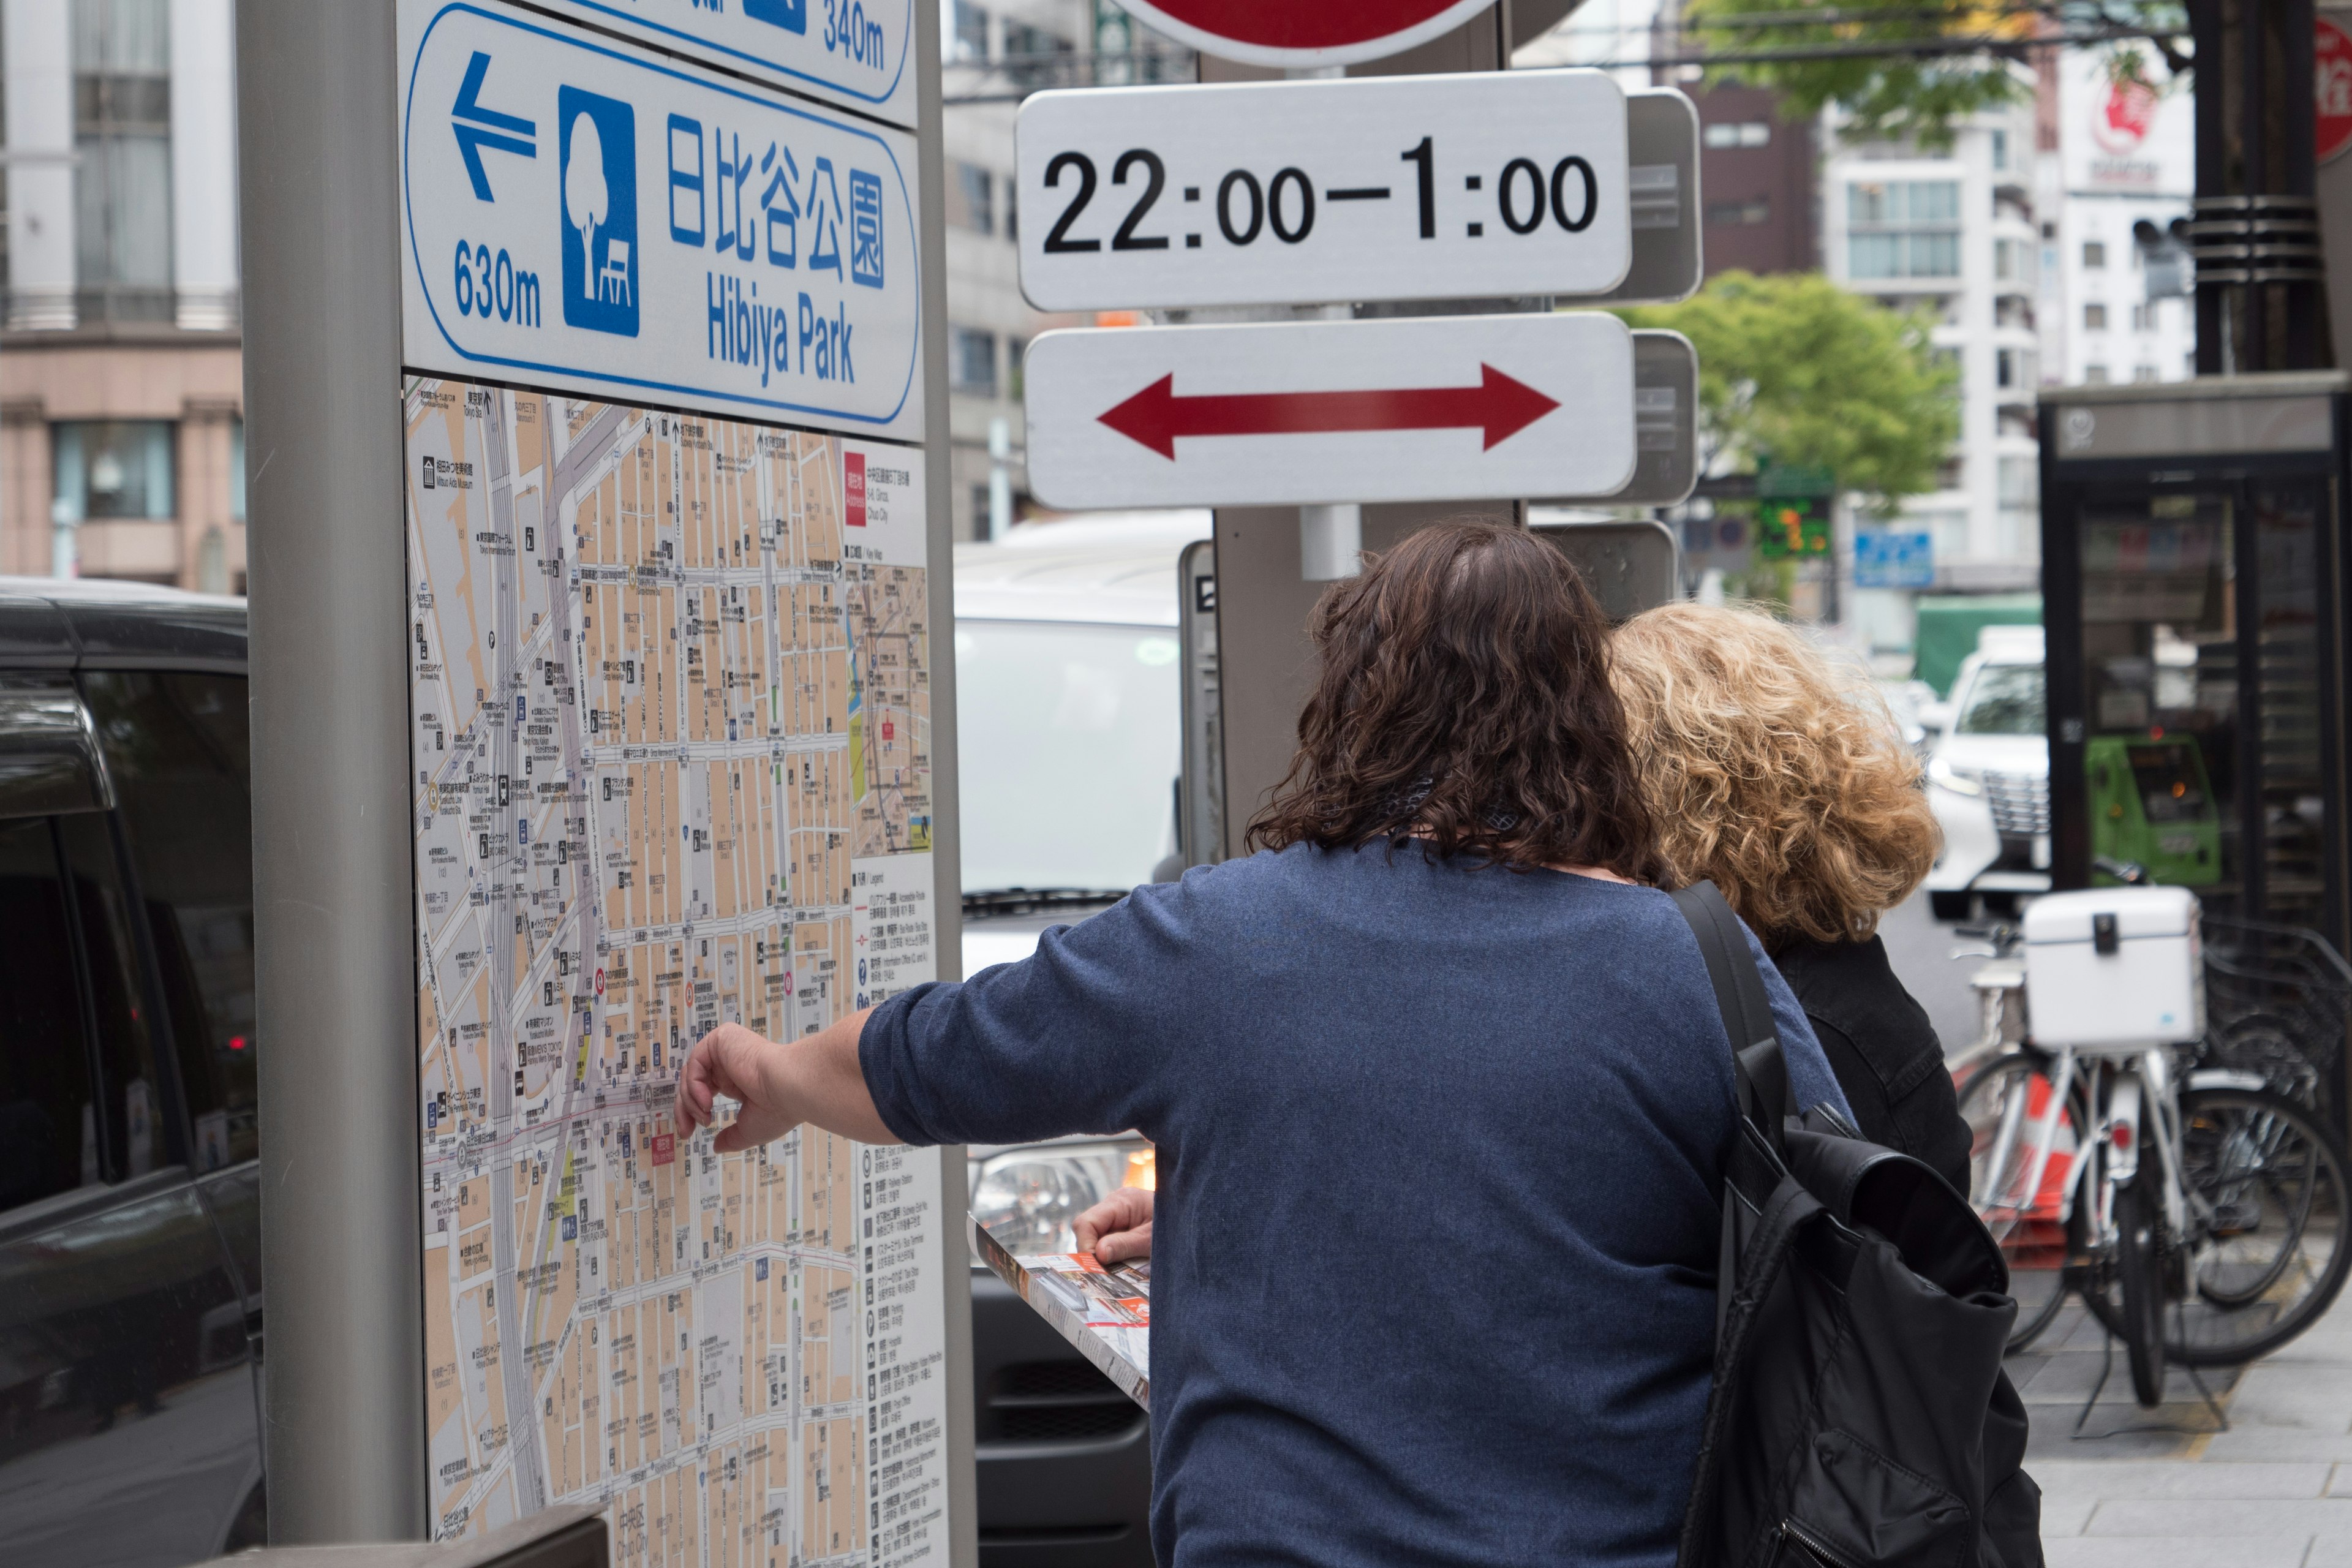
[1609,600,1961,1181]
[1612,601,2043,1568]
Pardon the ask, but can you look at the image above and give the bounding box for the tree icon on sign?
[557,86,638,337]
[565,112,608,305]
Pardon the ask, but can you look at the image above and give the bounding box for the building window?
[1937,458,1965,491]
[2083,240,2106,269]
[1992,238,2032,284]
[951,327,998,396]
[950,163,995,236]
[1008,336,1028,399]
[1703,121,1771,149]
[1991,129,2010,171]
[2085,364,2111,385]
[1997,456,2036,506]
[1847,181,1960,279]
[2133,364,2160,383]
[1001,21,1071,86]
[74,0,174,325]
[2131,303,2151,331]
[54,420,176,522]
[2084,303,2107,331]
[1705,197,1770,227]
[230,415,246,520]
[952,1,988,61]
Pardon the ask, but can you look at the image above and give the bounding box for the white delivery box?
[2021,886,2204,1049]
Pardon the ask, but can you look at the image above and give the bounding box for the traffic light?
[1754,497,1830,559]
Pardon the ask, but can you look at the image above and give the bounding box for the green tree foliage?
[1616,270,1959,512]
[1676,0,2186,150]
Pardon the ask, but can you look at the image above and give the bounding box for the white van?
[1921,625,2049,919]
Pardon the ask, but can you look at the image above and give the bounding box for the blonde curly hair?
[1610,602,1939,951]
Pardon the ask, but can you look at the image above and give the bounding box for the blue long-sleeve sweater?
[863,842,1851,1568]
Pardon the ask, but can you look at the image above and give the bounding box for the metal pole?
[2241,0,2270,366]
[236,0,425,1544]
[2193,0,2226,373]
[913,0,979,1557]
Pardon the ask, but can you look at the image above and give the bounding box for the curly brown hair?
[1609,601,1940,951]
[1248,521,1663,880]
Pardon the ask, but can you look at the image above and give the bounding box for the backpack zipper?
[1777,1518,1860,1568]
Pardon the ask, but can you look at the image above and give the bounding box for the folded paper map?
[970,1217,1151,1410]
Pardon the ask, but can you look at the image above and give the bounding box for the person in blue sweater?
[678,521,1852,1568]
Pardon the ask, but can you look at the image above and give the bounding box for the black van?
[0,579,1148,1567]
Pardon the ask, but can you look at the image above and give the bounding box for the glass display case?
[2040,374,2348,951]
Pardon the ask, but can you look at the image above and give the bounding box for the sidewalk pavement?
[2018,1287,2352,1566]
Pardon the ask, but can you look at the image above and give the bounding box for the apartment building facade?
[2,0,243,590]
[1823,91,2045,601]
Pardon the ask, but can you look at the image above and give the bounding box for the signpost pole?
[914,0,981,1555]
[237,0,427,1543]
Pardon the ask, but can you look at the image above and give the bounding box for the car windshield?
[1957,663,2046,736]
[956,619,1182,896]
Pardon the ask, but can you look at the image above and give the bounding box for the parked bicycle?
[1953,862,2352,1406]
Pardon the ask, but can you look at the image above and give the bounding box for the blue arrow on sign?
[451,50,536,202]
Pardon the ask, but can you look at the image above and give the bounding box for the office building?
[1823,86,2045,599]
[940,0,1186,540]
[2,0,243,590]
[2037,45,2194,391]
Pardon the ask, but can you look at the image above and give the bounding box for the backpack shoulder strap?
[1670,881,1793,1158]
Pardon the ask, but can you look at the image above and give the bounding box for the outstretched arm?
[676,1012,900,1152]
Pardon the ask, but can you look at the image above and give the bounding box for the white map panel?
[406,377,946,1568]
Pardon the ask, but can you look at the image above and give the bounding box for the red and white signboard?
[1111,0,1498,69]
[2320,15,2352,164]
[1024,312,1635,508]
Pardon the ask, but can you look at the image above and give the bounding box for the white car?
[1921,626,2049,921]
[951,510,1207,1563]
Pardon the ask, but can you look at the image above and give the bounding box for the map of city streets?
[405,377,946,1567]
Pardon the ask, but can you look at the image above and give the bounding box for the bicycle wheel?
[2084,1087,2352,1365]
[2114,1174,2168,1406]
[2173,1087,2351,1363]
[1956,1055,2086,1352]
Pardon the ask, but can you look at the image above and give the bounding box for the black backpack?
[1670,883,2039,1568]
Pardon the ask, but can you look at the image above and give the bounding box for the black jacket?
[1771,932,2045,1568]
[1774,934,1973,1191]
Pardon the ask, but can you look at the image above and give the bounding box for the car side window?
[81,671,257,1170]
[0,816,100,1212]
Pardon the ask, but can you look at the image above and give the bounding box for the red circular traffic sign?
[2320,15,2352,163]
[1110,0,1498,68]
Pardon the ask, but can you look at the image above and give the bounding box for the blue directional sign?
[399,0,924,439]
[1854,528,1936,589]
[533,0,916,127]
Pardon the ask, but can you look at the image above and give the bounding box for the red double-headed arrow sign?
[1097,364,1561,459]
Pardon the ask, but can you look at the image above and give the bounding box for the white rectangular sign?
[1016,70,1630,312]
[534,0,918,127]
[399,0,925,440]
[1024,313,1636,508]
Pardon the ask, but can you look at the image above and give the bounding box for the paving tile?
[2026,1460,2329,1500]
[2302,1532,2352,1566]
[2035,1496,2096,1537]
[2084,1498,2352,1536]
[2030,1423,2207,1463]
[2044,1536,2310,1567]
[2230,1367,2352,1426]
[2199,1427,2352,1463]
